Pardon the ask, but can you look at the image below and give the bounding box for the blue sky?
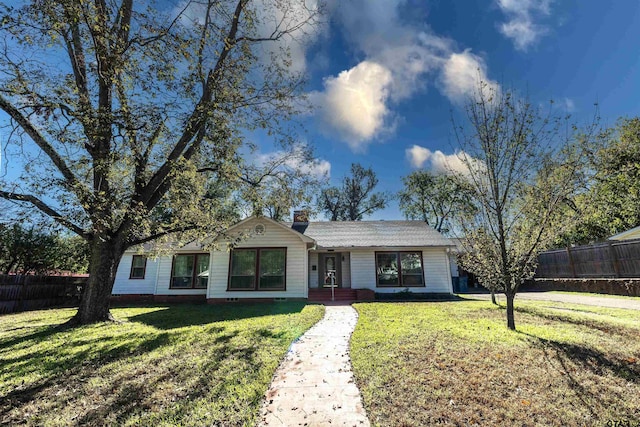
[2,1,640,222]
[290,0,640,219]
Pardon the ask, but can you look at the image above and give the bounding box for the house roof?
[609,225,640,241]
[285,220,454,248]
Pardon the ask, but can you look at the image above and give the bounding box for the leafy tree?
[236,145,327,220]
[453,83,595,330]
[556,117,640,245]
[0,1,321,324]
[318,163,388,221]
[398,170,475,234]
[0,223,88,274]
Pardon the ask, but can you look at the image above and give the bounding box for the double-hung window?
[375,251,424,287]
[228,248,286,291]
[129,255,147,279]
[171,254,210,289]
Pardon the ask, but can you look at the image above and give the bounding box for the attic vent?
[254,223,266,235]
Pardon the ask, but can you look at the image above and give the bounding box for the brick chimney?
[292,210,309,233]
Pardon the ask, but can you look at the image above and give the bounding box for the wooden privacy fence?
[0,275,87,315]
[536,239,640,279]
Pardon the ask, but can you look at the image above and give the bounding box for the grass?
[0,303,324,426]
[351,300,640,427]
[548,290,640,300]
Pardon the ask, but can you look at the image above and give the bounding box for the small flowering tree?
[453,82,596,330]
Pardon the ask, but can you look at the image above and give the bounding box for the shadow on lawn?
[74,332,262,426]
[0,322,71,349]
[128,302,308,330]
[513,305,638,340]
[0,331,171,420]
[520,332,640,417]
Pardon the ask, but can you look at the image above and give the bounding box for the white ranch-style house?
[112,212,455,302]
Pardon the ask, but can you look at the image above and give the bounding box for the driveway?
[464,291,640,311]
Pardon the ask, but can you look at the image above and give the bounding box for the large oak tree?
[0,0,322,324]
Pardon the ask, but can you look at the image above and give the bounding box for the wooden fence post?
[566,246,577,278]
[608,242,621,278]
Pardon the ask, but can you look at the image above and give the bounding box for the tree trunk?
[505,292,516,330]
[490,288,497,305]
[70,237,126,325]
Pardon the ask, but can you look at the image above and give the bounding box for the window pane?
[132,256,146,268]
[229,276,255,289]
[231,250,256,276]
[401,252,423,286]
[376,253,399,286]
[172,255,194,288]
[195,254,210,288]
[130,256,146,279]
[230,250,256,290]
[259,249,285,289]
[401,253,423,274]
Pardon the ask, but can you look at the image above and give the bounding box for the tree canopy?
[0,223,88,274]
[0,0,322,324]
[555,117,640,245]
[317,163,388,221]
[398,170,475,234]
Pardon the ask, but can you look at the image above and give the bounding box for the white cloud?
[251,0,324,73]
[312,1,501,149]
[496,0,552,51]
[173,0,324,73]
[440,50,500,104]
[257,144,330,179]
[406,145,479,177]
[311,61,394,151]
[562,97,575,112]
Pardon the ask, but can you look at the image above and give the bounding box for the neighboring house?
[609,225,640,241]
[112,212,455,302]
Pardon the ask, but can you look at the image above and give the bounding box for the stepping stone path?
[258,305,370,427]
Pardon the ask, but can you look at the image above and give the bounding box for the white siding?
[350,250,376,289]
[349,247,452,294]
[422,248,453,293]
[308,252,319,288]
[341,252,351,288]
[208,217,309,299]
[112,254,158,295]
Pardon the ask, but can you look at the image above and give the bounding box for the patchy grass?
[351,301,640,427]
[0,303,324,426]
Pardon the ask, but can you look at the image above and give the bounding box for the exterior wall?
[207,217,309,299]
[341,252,352,288]
[113,252,209,296]
[113,253,158,295]
[308,252,319,288]
[349,247,453,294]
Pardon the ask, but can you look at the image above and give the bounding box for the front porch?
[309,251,352,289]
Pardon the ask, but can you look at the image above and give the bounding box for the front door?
[319,253,342,288]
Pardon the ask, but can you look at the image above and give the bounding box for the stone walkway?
[258,305,370,427]
[465,291,640,310]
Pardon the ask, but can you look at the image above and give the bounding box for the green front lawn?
[351,301,640,427]
[548,290,640,300]
[0,303,324,426]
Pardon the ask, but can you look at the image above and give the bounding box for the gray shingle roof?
[285,221,454,248]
